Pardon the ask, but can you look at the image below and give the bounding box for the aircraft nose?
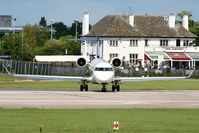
[94,72,113,83]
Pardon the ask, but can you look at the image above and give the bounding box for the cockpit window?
[98,68,104,71]
[94,67,113,71]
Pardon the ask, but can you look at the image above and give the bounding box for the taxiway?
[0,89,199,109]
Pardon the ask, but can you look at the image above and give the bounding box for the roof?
[85,15,197,38]
[34,55,89,62]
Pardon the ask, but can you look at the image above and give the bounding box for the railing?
[0,60,86,76]
[145,46,199,52]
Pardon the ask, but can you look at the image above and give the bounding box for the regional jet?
[10,56,187,92]
[8,37,188,92]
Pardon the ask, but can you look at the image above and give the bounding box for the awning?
[186,53,199,61]
[144,54,151,60]
[166,52,192,61]
[145,51,170,60]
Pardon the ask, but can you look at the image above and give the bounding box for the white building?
[0,15,23,36]
[80,13,198,69]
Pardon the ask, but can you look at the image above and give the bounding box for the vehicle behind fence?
[0,59,199,77]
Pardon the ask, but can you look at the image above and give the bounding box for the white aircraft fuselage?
[88,58,115,84]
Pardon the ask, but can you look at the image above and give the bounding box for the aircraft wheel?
[101,88,107,92]
[112,85,115,92]
[80,85,84,91]
[116,85,120,92]
[85,85,88,91]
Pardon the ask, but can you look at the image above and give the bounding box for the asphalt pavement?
[0,88,199,109]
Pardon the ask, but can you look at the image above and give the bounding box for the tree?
[177,11,199,46]
[38,38,81,55]
[177,11,192,18]
[52,22,69,39]
[0,25,50,61]
[39,17,47,27]
[177,11,194,27]
[38,40,67,55]
[68,21,82,36]
[0,34,24,60]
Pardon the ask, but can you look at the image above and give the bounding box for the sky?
[0,0,199,27]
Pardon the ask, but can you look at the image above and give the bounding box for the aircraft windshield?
[94,67,114,71]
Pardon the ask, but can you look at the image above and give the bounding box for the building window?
[110,53,118,59]
[109,41,118,47]
[160,40,168,46]
[145,40,148,46]
[183,40,189,46]
[129,54,138,65]
[81,41,85,45]
[130,40,138,47]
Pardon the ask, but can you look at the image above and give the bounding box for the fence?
[0,60,87,76]
[0,59,199,77]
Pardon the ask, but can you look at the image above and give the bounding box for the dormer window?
[110,41,118,47]
[130,40,138,47]
[160,40,168,46]
[183,40,189,46]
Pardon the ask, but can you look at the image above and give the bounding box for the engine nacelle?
[76,58,87,67]
[111,57,122,68]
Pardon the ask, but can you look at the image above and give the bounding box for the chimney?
[182,15,189,30]
[168,13,176,28]
[129,15,134,27]
[82,12,89,36]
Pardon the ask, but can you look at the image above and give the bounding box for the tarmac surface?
[0,88,199,109]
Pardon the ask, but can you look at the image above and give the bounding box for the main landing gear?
[112,82,120,92]
[101,82,120,92]
[80,81,88,91]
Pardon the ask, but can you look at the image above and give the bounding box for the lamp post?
[22,28,24,59]
[75,20,78,41]
[50,19,54,40]
[12,18,16,34]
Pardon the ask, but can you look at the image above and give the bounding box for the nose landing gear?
[101,83,107,92]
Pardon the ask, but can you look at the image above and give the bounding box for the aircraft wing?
[11,74,90,82]
[114,76,187,82]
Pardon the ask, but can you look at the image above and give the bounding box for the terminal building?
[0,15,23,36]
[80,13,199,69]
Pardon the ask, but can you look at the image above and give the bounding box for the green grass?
[0,75,19,81]
[0,75,199,90]
[0,108,198,133]
[0,79,199,90]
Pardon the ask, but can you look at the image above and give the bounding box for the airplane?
[9,56,187,92]
[6,37,188,92]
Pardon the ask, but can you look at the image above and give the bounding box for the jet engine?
[76,58,87,67]
[111,57,122,68]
